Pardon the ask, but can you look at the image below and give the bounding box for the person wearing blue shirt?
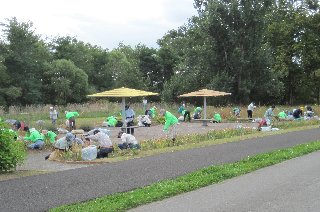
[125,105,135,135]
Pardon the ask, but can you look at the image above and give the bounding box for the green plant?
[0,121,26,172]
[154,116,165,124]
[110,147,140,158]
[273,119,319,129]
[44,124,59,133]
[140,128,255,151]
[61,150,82,161]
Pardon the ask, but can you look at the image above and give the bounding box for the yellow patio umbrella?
[88,87,159,124]
[179,89,231,125]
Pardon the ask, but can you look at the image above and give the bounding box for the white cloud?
[0,0,197,49]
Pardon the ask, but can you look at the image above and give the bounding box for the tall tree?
[136,44,162,92]
[42,59,88,105]
[108,44,145,89]
[266,0,320,104]
[0,17,52,105]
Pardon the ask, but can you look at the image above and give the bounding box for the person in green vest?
[149,106,157,118]
[212,113,222,123]
[193,107,202,119]
[65,111,79,130]
[42,130,57,143]
[145,106,157,119]
[278,111,288,120]
[233,107,241,117]
[106,116,118,127]
[23,127,45,149]
[160,109,179,142]
[178,103,191,122]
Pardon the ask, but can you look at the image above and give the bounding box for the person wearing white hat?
[49,106,58,125]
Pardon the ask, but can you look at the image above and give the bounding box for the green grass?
[51,139,320,212]
[2,102,319,128]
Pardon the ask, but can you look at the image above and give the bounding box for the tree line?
[0,0,319,107]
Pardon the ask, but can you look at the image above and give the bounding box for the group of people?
[278,106,315,120]
[45,129,141,160]
[6,121,57,150]
[49,106,80,131]
[8,101,317,161]
[177,103,222,123]
[177,103,202,121]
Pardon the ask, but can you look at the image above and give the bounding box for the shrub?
[0,121,26,172]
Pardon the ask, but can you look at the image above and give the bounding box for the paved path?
[131,150,320,212]
[0,128,319,212]
[17,151,91,172]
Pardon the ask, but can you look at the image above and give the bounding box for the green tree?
[42,59,88,105]
[266,0,320,104]
[0,18,52,105]
[136,44,162,92]
[0,55,22,106]
[108,44,145,89]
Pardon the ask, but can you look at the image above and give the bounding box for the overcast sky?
[0,0,198,50]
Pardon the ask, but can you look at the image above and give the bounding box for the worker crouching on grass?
[117,131,140,150]
[160,109,178,142]
[85,130,114,158]
[23,127,45,150]
[45,132,84,160]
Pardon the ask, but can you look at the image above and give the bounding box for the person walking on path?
[65,111,79,131]
[49,106,58,125]
[247,102,256,120]
[160,109,178,142]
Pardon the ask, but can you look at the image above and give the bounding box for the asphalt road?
[131,150,320,212]
[0,128,319,212]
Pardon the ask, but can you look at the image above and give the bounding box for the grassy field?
[0,102,318,129]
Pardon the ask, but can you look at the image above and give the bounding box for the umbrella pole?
[204,96,207,119]
[122,97,126,128]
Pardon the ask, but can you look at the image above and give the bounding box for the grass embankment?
[51,139,320,212]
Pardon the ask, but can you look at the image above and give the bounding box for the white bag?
[82,145,97,161]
